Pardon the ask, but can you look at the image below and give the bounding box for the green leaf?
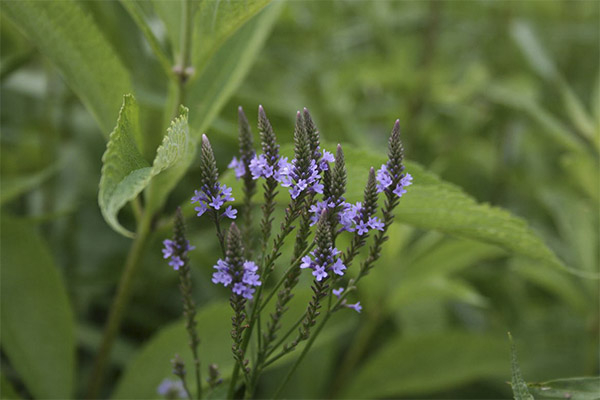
[112,301,233,399]
[527,377,600,400]
[0,163,60,205]
[1,373,21,400]
[0,217,75,398]
[509,332,534,400]
[2,0,132,134]
[99,95,192,237]
[191,0,272,72]
[340,331,508,398]
[339,145,568,272]
[510,20,558,81]
[186,1,283,135]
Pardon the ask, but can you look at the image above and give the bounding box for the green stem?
[87,211,153,398]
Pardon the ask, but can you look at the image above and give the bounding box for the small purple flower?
[367,216,384,231]
[222,205,238,219]
[346,302,362,313]
[392,173,413,198]
[228,157,246,179]
[300,255,313,269]
[157,378,186,398]
[313,266,328,281]
[356,220,370,235]
[162,239,194,271]
[249,154,274,179]
[376,164,393,193]
[319,150,335,171]
[331,258,346,275]
[333,287,344,298]
[211,258,261,299]
[191,183,236,220]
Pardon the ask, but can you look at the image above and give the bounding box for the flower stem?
[87,210,153,398]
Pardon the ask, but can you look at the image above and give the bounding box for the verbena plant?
[159,106,412,399]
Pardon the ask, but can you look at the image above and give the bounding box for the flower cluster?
[300,246,346,282]
[228,157,247,179]
[191,183,237,220]
[212,259,261,299]
[162,238,195,270]
[308,199,384,235]
[376,164,413,197]
[157,378,186,399]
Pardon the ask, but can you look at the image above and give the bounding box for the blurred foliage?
[1,0,598,399]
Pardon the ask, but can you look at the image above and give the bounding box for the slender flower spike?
[211,225,261,299]
[228,106,256,181]
[300,211,346,281]
[375,120,413,198]
[192,134,237,220]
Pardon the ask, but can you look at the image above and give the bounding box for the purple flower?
[309,200,334,226]
[346,302,362,313]
[223,205,238,219]
[333,287,344,298]
[300,246,346,281]
[392,173,413,198]
[157,378,186,398]
[162,238,194,271]
[191,183,236,220]
[228,157,246,179]
[278,157,324,199]
[367,216,384,231]
[376,164,393,193]
[249,154,274,179]
[356,220,370,235]
[211,258,261,299]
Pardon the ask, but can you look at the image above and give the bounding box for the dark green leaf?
[0,218,75,398]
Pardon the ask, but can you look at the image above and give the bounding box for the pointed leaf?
[0,218,75,398]
[99,95,191,237]
[2,0,132,133]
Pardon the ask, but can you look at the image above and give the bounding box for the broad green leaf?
[340,331,508,398]
[388,277,489,309]
[99,95,192,237]
[509,332,534,400]
[2,0,132,134]
[186,1,283,135]
[191,0,272,73]
[0,218,75,399]
[528,377,600,400]
[0,163,60,205]
[112,302,232,399]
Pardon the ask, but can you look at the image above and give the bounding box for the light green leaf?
[527,377,600,400]
[2,0,132,134]
[191,0,272,73]
[389,277,489,309]
[341,331,508,398]
[510,20,558,81]
[0,218,75,399]
[99,95,192,237]
[509,332,534,400]
[187,1,283,135]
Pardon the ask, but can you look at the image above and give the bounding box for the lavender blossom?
[377,164,413,198]
[212,258,261,299]
[157,378,187,399]
[300,245,346,282]
[191,183,236,219]
[346,302,362,313]
[228,157,246,179]
[162,238,195,271]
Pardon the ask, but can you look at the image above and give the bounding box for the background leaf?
[527,377,600,400]
[98,96,191,237]
[340,331,509,398]
[0,218,75,398]
[2,0,132,133]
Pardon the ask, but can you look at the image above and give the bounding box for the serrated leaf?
[509,332,534,400]
[99,95,192,237]
[528,377,600,400]
[186,1,283,135]
[2,0,132,134]
[0,217,75,399]
[340,331,508,398]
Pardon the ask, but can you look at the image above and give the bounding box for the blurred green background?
[1,0,598,399]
